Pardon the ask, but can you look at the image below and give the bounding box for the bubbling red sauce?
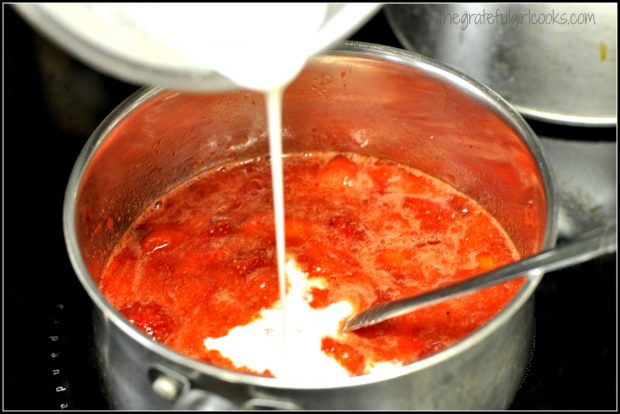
[99,152,522,376]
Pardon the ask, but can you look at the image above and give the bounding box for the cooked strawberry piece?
[174,247,227,277]
[369,163,435,196]
[120,302,174,342]
[328,215,367,240]
[402,197,452,232]
[100,248,137,300]
[242,177,270,197]
[247,271,279,309]
[240,213,275,241]
[446,195,472,218]
[395,173,437,196]
[207,222,234,237]
[368,162,401,191]
[376,248,410,271]
[285,218,314,246]
[372,288,397,306]
[298,241,359,277]
[308,286,330,308]
[174,276,216,313]
[141,227,184,254]
[233,248,274,277]
[316,155,358,190]
[321,337,366,374]
[476,254,496,271]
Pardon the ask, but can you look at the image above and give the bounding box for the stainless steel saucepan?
[63,42,557,409]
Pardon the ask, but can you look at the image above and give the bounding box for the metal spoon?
[344,223,617,331]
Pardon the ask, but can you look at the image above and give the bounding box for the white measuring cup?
[14,3,381,91]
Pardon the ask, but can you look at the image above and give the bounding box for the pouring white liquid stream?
[265,88,291,368]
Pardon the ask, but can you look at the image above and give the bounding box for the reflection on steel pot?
[63,42,557,410]
[385,3,617,126]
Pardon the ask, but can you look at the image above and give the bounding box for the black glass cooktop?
[4,6,616,410]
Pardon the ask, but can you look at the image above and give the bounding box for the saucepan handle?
[173,388,303,410]
[173,389,237,410]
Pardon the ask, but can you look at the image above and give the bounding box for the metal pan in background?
[385,3,617,127]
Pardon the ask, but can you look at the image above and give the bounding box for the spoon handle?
[345,222,616,331]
